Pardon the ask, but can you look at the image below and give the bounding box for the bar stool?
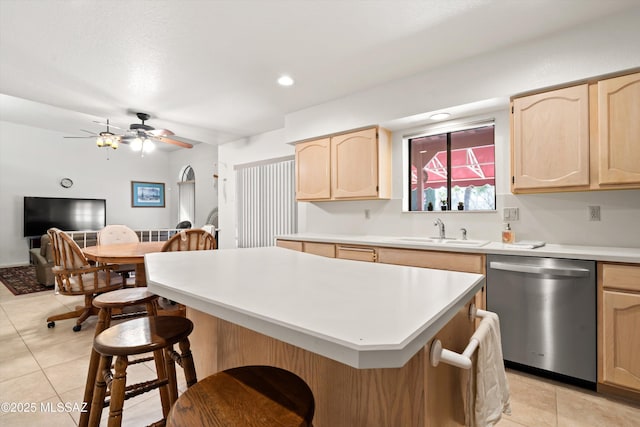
[89,316,198,427]
[79,288,160,427]
[166,365,315,427]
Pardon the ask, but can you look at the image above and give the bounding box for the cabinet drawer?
[336,246,377,262]
[377,247,484,274]
[304,242,335,258]
[276,240,303,252]
[602,264,640,292]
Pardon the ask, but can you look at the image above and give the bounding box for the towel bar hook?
[430,305,496,370]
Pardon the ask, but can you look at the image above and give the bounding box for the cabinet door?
[377,247,484,274]
[295,138,331,200]
[303,242,335,258]
[602,291,640,390]
[331,128,379,199]
[276,239,303,251]
[512,84,590,190]
[336,246,377,262]
[598,73,640,185]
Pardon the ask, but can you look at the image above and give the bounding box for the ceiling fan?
[64,112,194,151]
[120,112,193,149]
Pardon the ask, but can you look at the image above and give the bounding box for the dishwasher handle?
[489,261,591,277]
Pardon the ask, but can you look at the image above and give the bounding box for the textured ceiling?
[1,0,637,147]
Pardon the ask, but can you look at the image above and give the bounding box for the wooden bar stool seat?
[89,316,198,427]
[80,287,161,427]
[167,365,315,427]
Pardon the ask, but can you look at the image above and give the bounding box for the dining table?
[83,241,165,286]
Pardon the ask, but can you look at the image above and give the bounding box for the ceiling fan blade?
[63,136,95,138]
[147,128,175,137]
[81,129,98,135]
[153,136,193,149]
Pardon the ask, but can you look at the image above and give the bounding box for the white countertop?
[276,233,640,264]
[145,246,484,369]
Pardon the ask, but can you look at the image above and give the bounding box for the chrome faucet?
[460,228,467,240]
[434,218,445,239]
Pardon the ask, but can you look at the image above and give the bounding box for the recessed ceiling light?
[429,113,450,121]
[277,75,294,86]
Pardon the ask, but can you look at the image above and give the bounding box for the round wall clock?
[60,178,73,188]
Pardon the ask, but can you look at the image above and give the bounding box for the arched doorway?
[178,165,195,227]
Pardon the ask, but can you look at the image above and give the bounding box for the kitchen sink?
[442,239,490,247]
[386,237,440,243]
[385,237,489,247]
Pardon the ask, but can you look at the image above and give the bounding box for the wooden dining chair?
[161,229,217,252]
[161,229,216,313]
[47,228,124,331]
[97,224,139,286]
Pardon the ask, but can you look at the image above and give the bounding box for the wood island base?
[187,301,474,427]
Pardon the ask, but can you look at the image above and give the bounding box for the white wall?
[222,9,640,249]
[284,8,640,142]
[0,121,173,267]
[168,142,218,228]
[217,129,294,249]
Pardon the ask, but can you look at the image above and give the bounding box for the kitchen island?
[146,246,485,426]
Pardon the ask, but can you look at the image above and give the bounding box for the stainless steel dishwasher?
[486,254,596,386]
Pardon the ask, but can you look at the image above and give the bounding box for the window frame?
[403,119,496,213]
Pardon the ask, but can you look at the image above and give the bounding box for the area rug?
[0,266,51,295]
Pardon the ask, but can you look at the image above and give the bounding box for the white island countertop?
[145,246,484,369]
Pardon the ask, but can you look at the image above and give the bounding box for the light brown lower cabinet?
[336,245,377,262]
[599,263,640,398]
[276,239,303,251]
[377,247,486,311]
[303,242,335,258]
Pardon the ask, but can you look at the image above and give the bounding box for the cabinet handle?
[489,261,590,277]
[338,247,375,253]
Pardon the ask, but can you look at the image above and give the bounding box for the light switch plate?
[503,207,520,221]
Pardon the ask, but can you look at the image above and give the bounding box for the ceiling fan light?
[110,138,119,149]
[131,138,143,152]
[143,140,155,153]
[96,136,105,147]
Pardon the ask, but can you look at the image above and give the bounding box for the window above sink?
[404,120,496,213]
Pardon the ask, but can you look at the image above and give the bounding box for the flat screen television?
[24,197,106,237]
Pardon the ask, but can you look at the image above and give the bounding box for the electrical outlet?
[364,209,370,219]
[588,206,601,221]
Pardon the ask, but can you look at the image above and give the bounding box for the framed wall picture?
[131,181,165,208]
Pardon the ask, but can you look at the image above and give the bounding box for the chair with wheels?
[46,228,124,332]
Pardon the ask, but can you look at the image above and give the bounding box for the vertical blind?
[236,157,297,248]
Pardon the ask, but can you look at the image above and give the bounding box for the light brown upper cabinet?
[598,73,640,185]
[512,84,590,191]
[295,138,331,200]
[511,70,640,193]
[294,126,392,201]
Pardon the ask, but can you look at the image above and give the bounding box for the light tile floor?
[1,284,639,426]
